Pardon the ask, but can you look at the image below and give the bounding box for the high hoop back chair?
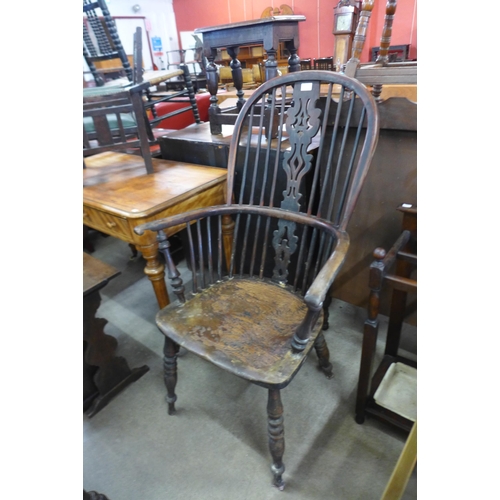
[83,0,133,86]
[135,71,379,489]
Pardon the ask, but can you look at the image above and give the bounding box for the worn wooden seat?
[135,70,379,489]
[158,265,324,387]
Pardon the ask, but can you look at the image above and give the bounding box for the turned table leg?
[136,240,170,309]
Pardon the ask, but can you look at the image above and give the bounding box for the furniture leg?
[267,389,285,490]
[264,48,278,81]
[227,47,245,111]
[163,336,178,415]
[314,331,333,378]
[181,64,202,123]
[322,291,333,330]
[136,241,170,308]
[285,41,300,73]
[83,290,149,417]
[206,50,222,135]
[355,278,381,424]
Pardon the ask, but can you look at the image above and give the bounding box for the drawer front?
[83,206,132,241]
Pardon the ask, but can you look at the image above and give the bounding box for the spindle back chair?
[83,0,133,86]
[134,70,379,489]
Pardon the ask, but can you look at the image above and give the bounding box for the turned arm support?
[291,232,349,351]
[304,232,350,310]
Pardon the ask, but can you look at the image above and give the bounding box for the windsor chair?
[135,71,379,489]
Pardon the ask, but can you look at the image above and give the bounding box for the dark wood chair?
[313,56,334,70]
[134,70,380,489]
[299,58,312,70]
[83,82,156,173]
[83,0,133,86]
[130,27,202,138]
[355,205,417,432]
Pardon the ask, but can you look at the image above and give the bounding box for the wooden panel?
[83,206,133,241]
[331,128,416,315]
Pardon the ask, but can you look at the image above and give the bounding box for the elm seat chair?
[135,71,380,489]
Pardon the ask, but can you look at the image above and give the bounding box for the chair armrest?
[135,204,340,236]
[304,231,350,310]
[377,230,412,275]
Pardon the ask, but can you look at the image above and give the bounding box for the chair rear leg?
[267,389,285,490]
[163,336,178,415]
[314,332,333,378]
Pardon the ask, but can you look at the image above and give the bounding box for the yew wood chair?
[135,71,380,489]
[83,0,132,87]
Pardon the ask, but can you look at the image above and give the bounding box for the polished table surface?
[83,151,227,308]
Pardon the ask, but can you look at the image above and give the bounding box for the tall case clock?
[333,0,360,70]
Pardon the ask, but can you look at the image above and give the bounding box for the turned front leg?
[227,46,245,111]
[136,241,170,308]
[264,48,278,81]
[205,48,222,135]
[267,389,285,490]
[163,336,178,415]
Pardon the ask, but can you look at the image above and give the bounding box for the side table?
[195,15,305,134]
[83,252,149,417]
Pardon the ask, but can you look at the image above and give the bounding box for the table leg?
[83,290,149,417]
[264,48,278,81]
[227,46,245,111]
[136,240,170,309]
[206,49,222,135]
[285,40,301,73]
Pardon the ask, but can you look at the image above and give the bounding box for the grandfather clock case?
[333,0,361,69]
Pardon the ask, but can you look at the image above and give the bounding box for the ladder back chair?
[83,83,155,174]
[83,0,132,87]
[131,28,202,134]
[134,70,380,489]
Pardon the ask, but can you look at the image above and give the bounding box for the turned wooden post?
[267,389,285,490]
[221,214,235,272]
[206,48,222,135]
[355,247,385,424]
[372,0,398,101]
[227,46,245,111]
[344,0,375,77]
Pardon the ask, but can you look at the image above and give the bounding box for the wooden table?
[83,252,149,417]
[195,15,305,134]
[83,151,227,309]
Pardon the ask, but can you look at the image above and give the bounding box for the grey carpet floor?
[83,231,417,500]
